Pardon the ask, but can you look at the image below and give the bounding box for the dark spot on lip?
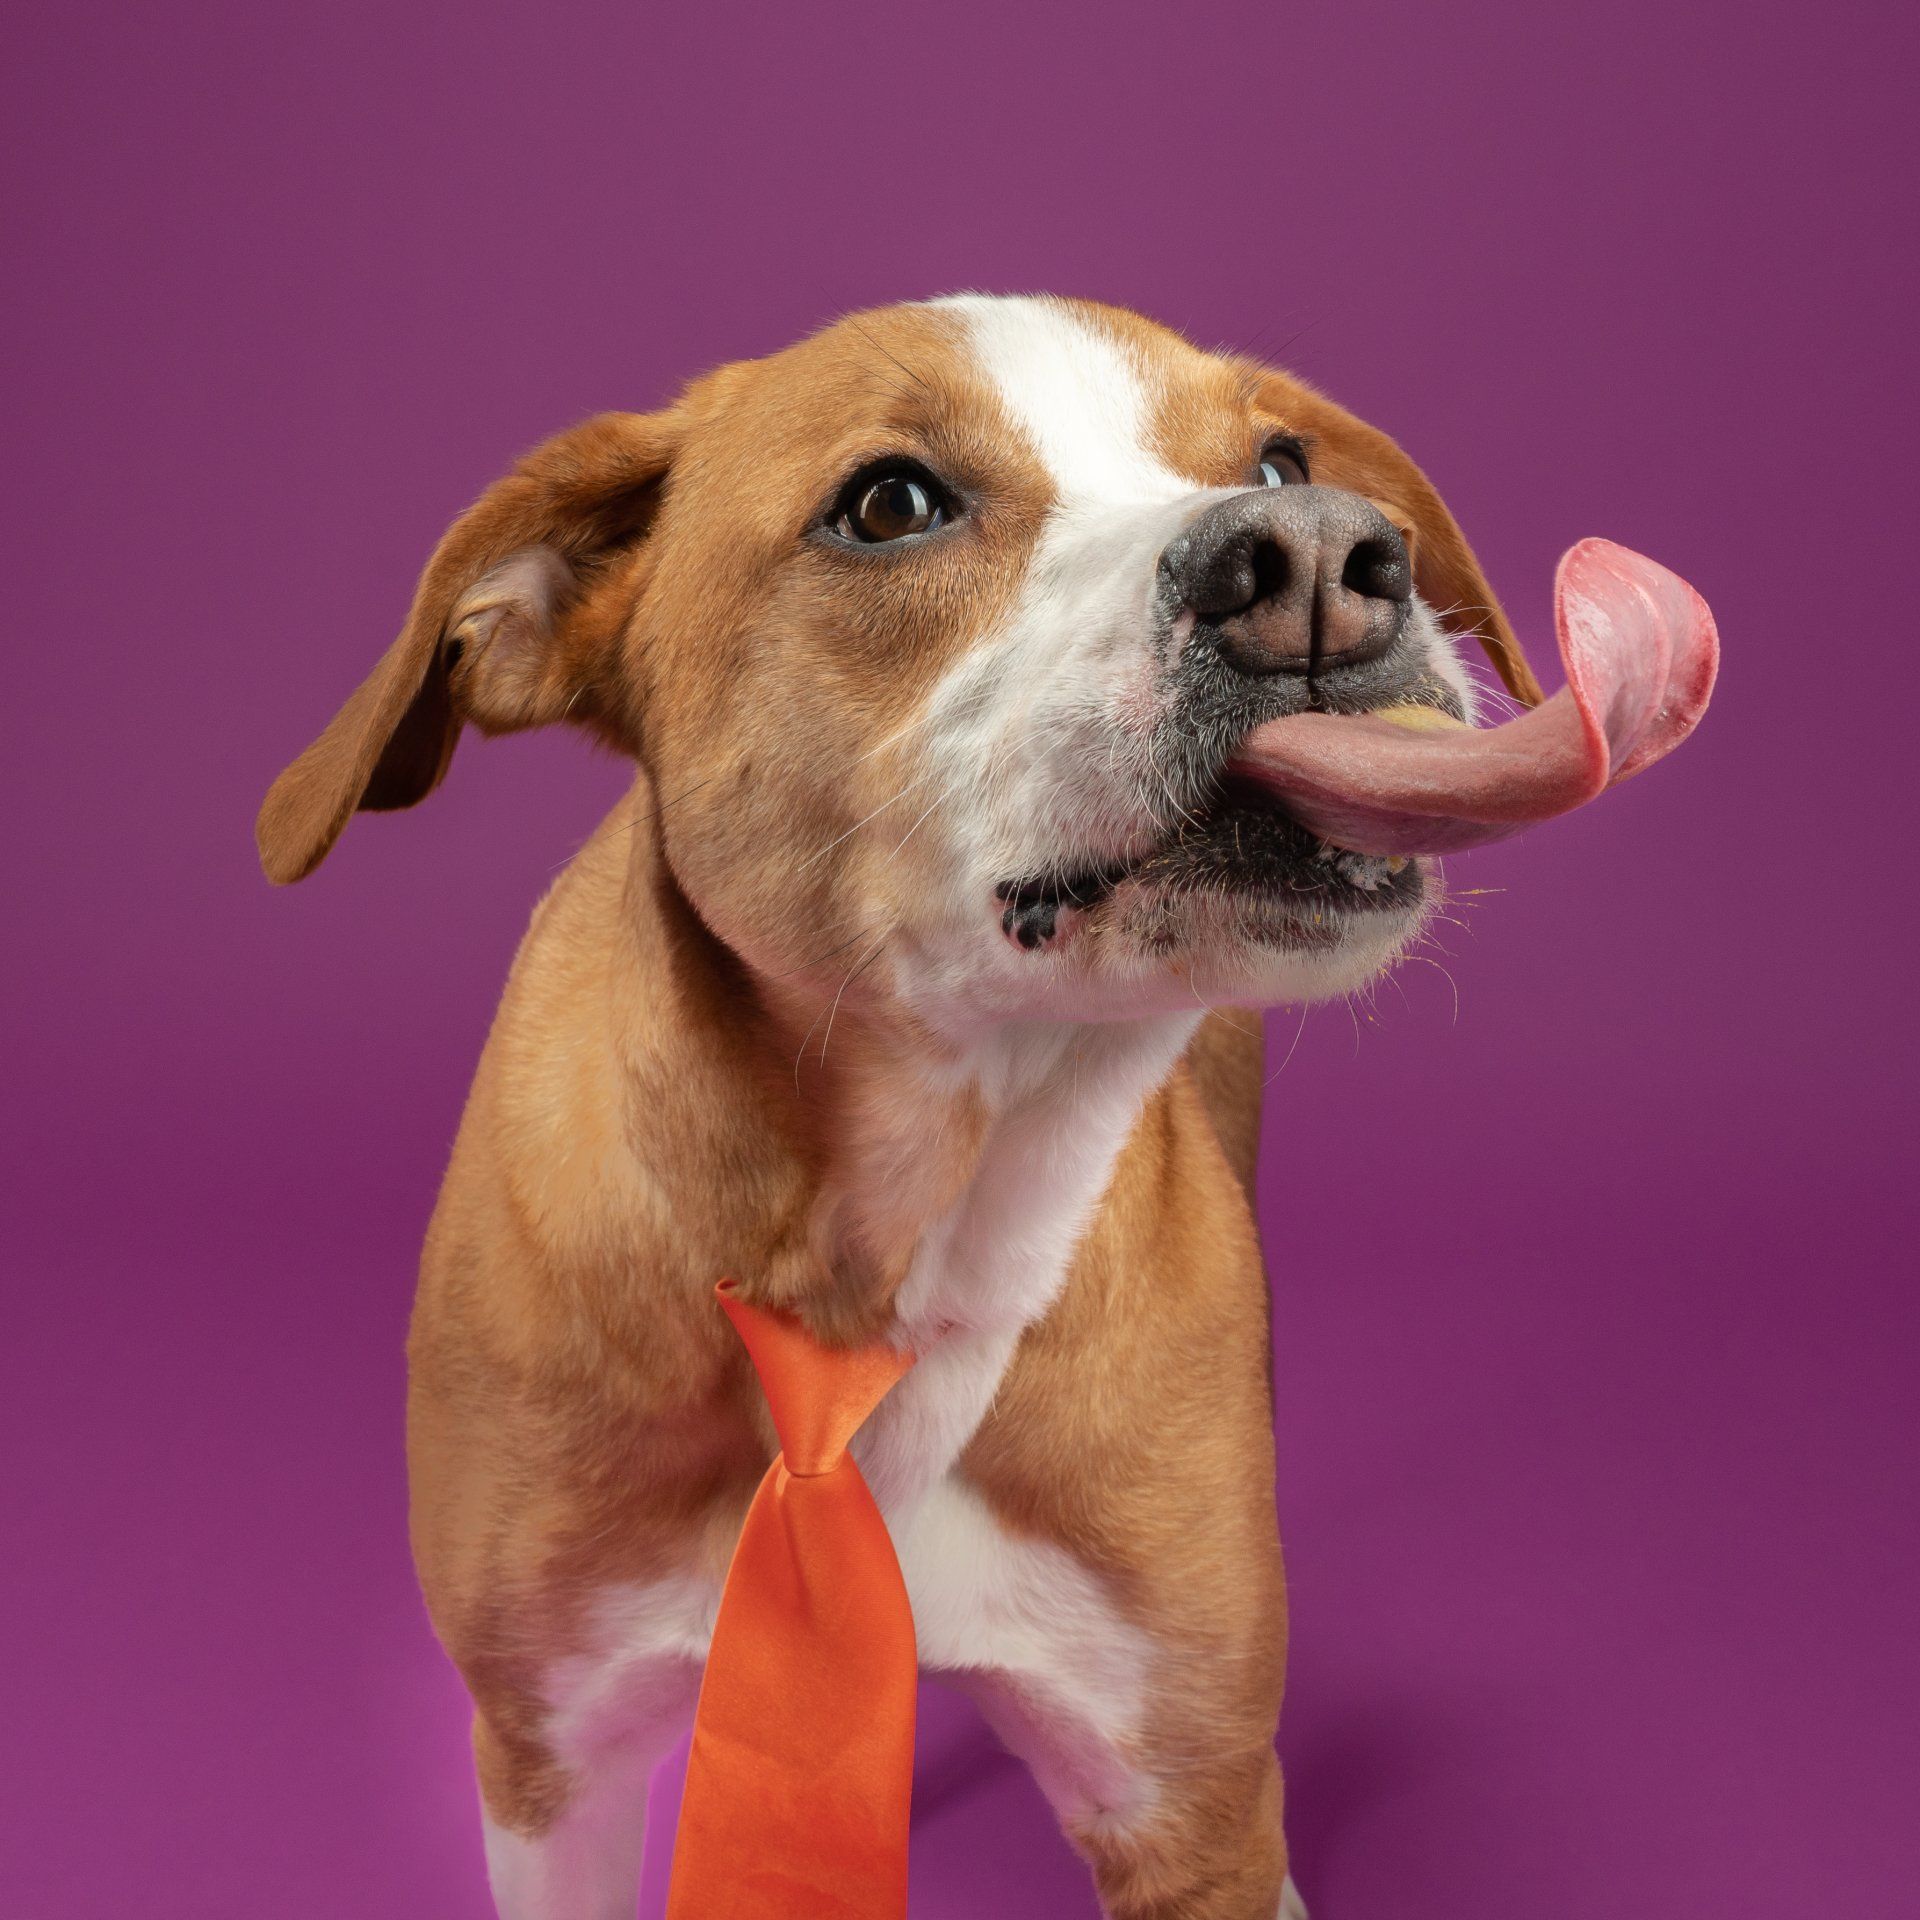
[994,858,1136,947]
[1001,896,1062,948]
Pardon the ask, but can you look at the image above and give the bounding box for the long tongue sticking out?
[1226,538,1719,856]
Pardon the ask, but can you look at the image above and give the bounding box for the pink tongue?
[1227,538,1719,856]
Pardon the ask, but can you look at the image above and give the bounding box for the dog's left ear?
[1257,376,1546,707]
[256,409,685,883]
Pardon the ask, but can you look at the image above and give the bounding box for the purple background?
[5,3,1915,1914]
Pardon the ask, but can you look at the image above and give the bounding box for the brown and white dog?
[259,295,1544,1920]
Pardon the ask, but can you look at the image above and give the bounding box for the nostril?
[1341,537,1411,603]
[1248,537,1290,608]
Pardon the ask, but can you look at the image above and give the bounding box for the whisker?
[1404,951,1462,1023]
[773,923,876,980]
[795,772,930,873]
[1263,1000,1311,1086]
[882,788,950,861]
[816,931,891,1067]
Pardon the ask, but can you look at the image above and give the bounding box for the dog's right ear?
[256,409,685,883]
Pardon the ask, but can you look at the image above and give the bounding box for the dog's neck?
[592,789,1197,1358]
[757,993,1202,1508]
[827,1014,1201,1343]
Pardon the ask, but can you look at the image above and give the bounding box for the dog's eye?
[832,466,952,544]
[1255,441,1310,488]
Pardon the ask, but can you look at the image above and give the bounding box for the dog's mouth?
[995,777,1423,953]
[994,537,1722,961]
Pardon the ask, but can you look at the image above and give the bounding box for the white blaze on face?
[935,293,1188,506]
[916,298,1225,918]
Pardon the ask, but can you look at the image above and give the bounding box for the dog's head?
[260,296,1539,1036]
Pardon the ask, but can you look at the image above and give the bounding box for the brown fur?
[260,299,1533,1916]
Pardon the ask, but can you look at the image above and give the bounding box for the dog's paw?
[1280,1874,1311,1920]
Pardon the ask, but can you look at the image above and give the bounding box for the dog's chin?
[1107,870,1428,1011]
[1110,862,1427,1013]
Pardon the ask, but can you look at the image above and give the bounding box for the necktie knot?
[718,1280,913,1476]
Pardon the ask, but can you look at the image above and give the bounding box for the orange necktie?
[665,1279,918,1920]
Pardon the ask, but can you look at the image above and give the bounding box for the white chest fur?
[854,1011,1198,1513]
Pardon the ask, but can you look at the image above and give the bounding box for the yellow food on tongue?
[1372,703,1471,733]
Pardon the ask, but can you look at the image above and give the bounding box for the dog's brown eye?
[1256,442,1310,488]
[833,466,951,543]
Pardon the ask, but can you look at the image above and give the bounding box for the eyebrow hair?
[1230,362,1269,408]
[843,319,938,404]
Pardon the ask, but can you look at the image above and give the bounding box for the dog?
[259,295,1547,1920]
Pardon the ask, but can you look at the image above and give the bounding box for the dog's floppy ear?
[1258,376,1545,707]
[256,409,685,883]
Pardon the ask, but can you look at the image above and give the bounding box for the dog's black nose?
[1162,488,1413,677]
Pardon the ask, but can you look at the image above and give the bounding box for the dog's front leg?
[469,1655,703,1920]
[901,1473,1298,1920]
[476,1716,653,1920]
[1074,1746,1301,1920]
[965,1669,1301,1920]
